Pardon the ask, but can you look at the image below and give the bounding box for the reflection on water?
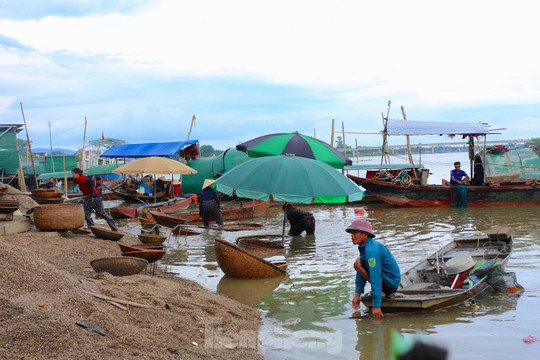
[154,201,540,359]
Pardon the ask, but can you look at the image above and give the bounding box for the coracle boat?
[361,226,514,312]
[168,199,270,223]
[118,243,164,253]
[137,233,167,244]
[236,235,285,257]
[214,238,287,279]
[90,226,124,241]
[90,256,148,276]
[121,249,166,263]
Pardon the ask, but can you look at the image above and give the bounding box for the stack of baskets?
[31,189,64,204]
[34,203,85,230]
[0,199,20,214]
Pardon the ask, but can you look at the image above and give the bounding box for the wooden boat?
[348,173,540,207]
[171,225,201,236]
[149,211,187,228]
[361,226,514,312]
[121,249,166,263]
[160,196,193,213]
[108,206,138,219]
[214,238,287,279]
[170,199,270,223]
[110,187,169,203]
[236,235,285,257]
[210,222,264,232]
[118,243,164,253]
[138,216,156,226]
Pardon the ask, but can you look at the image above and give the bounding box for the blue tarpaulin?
[100,140,198,158]
[386,119,490,136]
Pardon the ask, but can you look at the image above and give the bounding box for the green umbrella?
[236,132,352,169]
[215,155,364,240]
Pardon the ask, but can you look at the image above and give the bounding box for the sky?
[1,0,539,153]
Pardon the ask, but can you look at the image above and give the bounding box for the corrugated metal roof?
[100,140,198,158]
[386,119,490,136]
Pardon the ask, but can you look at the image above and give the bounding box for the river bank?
[0,222,263,359]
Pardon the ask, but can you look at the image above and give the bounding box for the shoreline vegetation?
[0,187,263,359]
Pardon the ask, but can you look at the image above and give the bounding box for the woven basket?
[31,188,55,194]
[34,203,85,230]
[0,200,20,214]
[118,243,164,253]
[90,226,124,241]
[236,235,285,257]
[32,192,64,199]
[121,249,166,263]
[33,197,65,205]
[138,233,167,244]
[214,239,287,278]
[90,256,148,276]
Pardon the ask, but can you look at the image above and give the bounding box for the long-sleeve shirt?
[199,187,220,208]
[73,174,97,196]
[355,237,401,307]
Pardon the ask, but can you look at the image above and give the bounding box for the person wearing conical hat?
[199,179,223,227]
[346,219,400,319]
[171,179,182,197]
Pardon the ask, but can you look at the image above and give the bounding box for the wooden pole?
[81,117,87,171]
[341,121,346,157]
[19,102,38,189]
[48,121,55,172]
[187,115,196,140]
[401,106,414,166]
[379,101,392,172]
[330,118,335,147]
[63,152,68,195]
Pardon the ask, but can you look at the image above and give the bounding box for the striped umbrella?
[236,132,352,169]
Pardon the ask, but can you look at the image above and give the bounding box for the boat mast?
[187,115,196,140]
[81,117,87,171]
[401,106,417,179]
[378,101,392,173]
[20,102,39,189]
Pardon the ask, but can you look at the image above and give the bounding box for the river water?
[117,152,540,359]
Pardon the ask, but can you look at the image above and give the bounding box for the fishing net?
[472,260,523,293]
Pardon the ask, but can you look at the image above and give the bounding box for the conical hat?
[202,179,216,190]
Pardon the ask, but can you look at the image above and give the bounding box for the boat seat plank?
[401,283,440,291]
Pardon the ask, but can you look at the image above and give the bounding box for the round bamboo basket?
[138,233,167,244]
[90,226,124,241]
[32,191,63,199]
[214,239,287,278]
[236,235,285,257]
[34,204,85,230]
[118,243,164,253]
[0,200,20,214]
[90,256,148,276]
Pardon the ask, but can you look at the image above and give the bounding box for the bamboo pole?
[19,102,38,189]
[63,152,68,195]
[401,106,414,166]
[341,121,346,156]
[48,121,55,172]
[330,118,335,147]
[187,115,196,140]
[81,117,87,171]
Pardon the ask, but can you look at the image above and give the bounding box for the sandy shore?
[0,210,263,359]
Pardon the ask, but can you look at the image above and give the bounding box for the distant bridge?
[355,139,530,154]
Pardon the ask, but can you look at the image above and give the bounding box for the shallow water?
[144,203,540,360]
[109,152,540,359]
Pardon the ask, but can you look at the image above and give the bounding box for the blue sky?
[1,0,539,152]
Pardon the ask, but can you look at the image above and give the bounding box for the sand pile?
[0,228,263,359]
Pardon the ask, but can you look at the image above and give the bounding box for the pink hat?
[345,219,376,237]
